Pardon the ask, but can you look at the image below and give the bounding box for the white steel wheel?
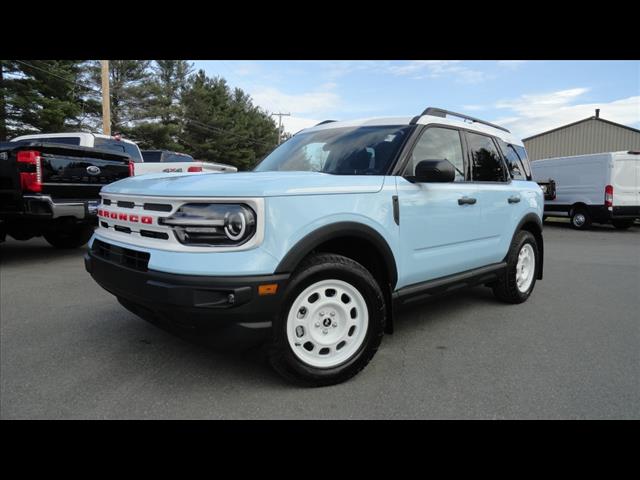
[286,279,369,369]
[515,243,535,293]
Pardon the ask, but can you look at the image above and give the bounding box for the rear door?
[396,125,485,286]
[464,131,521,265]
[611,152,640,207]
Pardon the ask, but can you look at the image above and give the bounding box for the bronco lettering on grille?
[98,210,154,224]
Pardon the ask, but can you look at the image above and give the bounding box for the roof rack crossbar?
[421,107,510,133]
[315,120,338,126]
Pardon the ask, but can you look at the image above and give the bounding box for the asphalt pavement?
[1,220,638,419]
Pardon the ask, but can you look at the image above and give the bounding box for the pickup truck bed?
[0,141,131,247]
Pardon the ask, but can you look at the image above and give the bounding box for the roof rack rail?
[420,107,510,133]
[315,120,338,126]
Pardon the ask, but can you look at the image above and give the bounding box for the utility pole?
[101,60,111,135]
[271,112,290,144]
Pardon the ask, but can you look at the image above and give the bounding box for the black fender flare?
[275,221,398,289]
[512,213,544,280]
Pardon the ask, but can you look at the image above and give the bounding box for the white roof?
[303,114,523,146]
[11,132,138,146]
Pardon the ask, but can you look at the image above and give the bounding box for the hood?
[102,171,385,197]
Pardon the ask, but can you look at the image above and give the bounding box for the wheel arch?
[275,222,398,333]
[514,213,544,280]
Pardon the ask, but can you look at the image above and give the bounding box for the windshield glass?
[254,125,412,175]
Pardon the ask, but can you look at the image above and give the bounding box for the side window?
[466,132,506,182]
[405,127,465,181]
[496,139,525,180]
[142,151,162,162]
[513,145,532,180]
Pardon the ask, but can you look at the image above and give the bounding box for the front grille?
[92,239,150,272]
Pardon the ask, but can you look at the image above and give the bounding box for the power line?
[14,60,103,99]
[271,112,290,144]
[11,59,278,149]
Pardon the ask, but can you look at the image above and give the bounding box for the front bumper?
[84,249,289,331]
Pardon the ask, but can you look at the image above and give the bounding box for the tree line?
[0,60,280,170]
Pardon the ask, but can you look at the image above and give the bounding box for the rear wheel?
[570,207,591,230]
[493,230,538,304]
[44,224,94,249]
[612,219,634,230]
[268,253,385,387]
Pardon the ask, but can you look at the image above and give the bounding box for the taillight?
[17,150,42,193]
[128,161,135,176]
[604,185,613,207]
[187,166,202,172]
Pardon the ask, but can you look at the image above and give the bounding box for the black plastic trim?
[393,262,507,308]
[275,221,398,289]
[513,212,544,280]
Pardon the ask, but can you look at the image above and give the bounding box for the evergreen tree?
[180,70,279,170]
[87,60,152,135]
[0,60,91,139]
[130,60,193,150]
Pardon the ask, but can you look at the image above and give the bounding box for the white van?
[531,151,640,229]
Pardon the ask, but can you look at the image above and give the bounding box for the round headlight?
[224,210,247,241]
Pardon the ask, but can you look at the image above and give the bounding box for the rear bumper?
[84,249,289,332]
[0,194,99,221]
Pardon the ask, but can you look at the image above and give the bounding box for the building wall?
[524,119,640,160]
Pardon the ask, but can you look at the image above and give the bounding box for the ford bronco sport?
[85,107,544,387]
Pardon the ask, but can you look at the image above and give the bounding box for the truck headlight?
[159,203,256,246]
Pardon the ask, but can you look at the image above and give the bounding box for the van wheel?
[268,253,385,387]
[612,220,633,230]
[493,230,538,304]
[570,208,591,230]
[44,224,94,249]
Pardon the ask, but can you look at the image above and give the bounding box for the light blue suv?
[85,107,544,386]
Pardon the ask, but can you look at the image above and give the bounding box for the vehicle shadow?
[543,219,639,232]
[0,237,87,267]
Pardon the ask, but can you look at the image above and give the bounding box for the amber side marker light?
[258,284,278,296]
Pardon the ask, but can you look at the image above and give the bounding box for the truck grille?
[92,239,150,272]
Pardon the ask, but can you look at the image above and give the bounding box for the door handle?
[458,197,477,205]
[508,195,521,204]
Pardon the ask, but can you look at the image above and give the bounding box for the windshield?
[254,125,412,175]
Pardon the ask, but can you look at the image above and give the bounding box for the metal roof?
[522,116,640,142]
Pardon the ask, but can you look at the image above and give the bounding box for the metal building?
[523,109,640,161]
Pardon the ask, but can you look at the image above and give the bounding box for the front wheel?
[268,253,386,387]
[493,230,539,304]
[44,224,94,249]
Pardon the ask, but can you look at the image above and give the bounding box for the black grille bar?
[92,239,150,272]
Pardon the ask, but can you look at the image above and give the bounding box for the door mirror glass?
[413,159,456,183]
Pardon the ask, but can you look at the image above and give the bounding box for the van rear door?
[611,152,640,207]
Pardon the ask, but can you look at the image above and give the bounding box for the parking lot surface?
[1,221,638,419]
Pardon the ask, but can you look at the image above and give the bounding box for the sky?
[191,60,640,140]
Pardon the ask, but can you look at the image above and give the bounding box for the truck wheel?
[268,253,386,387]
[44,224,94,249]
[493,230,538,304]
[570,208,591,230]
[612,220,633,230]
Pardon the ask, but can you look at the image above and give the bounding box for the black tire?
[612,220,633,230]
[44,224,94,249]
[268,253,386,387]
[492,230,539,304]
[570,207,591,230]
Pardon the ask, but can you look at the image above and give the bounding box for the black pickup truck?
[0,141,132,248]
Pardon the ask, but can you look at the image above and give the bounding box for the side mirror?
[413,159,456,183]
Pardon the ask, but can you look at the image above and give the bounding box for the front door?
[396,126,487,288]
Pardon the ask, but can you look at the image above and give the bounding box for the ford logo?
[87,166,101,176]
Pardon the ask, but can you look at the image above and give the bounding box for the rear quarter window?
[513,145,532,180]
